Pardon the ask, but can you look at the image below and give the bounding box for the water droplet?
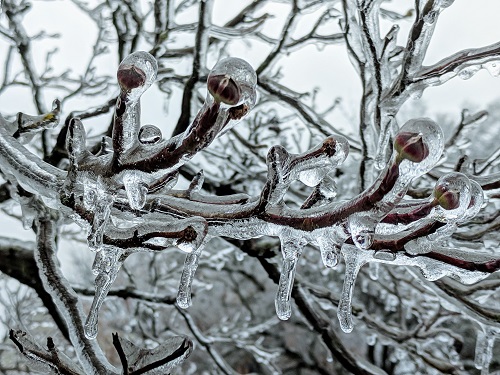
[138,125,162,144]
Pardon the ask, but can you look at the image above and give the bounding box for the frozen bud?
[117,65,146,91]
[117,51,158,101]
[434,181,460,210]
[207,58,257,109]
[394,132,429,163]
[207,74,241,105]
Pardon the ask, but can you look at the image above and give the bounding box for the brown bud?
[434,183,460,210]
[117,64,146,91]
[207,74,241,105]
[394,131,429,163]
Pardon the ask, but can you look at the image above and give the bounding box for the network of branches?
[0,0,500,374]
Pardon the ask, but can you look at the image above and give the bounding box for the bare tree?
[0,0,499,374]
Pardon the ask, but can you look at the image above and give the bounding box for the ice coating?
[406,174,477,255]
[114,334,193,373]
[82,177,115,251]
[275,235,307,320]
[263,136,349,207]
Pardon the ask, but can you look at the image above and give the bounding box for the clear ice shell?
[118,51,158,102]
[460,180,484,223]
[396,118,444,182]
[208,57,258,109]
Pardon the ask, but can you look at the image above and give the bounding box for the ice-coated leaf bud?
[394,131,429,163]
[434,182,460,210]
[117,64,147,91]
[207,74,241,105]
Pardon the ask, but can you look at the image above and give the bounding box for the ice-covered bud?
[117,51,158,101]
[207,74,241,105]
[206,57,257,109]
[432,172,471,222]
[394,132,429,163]
[434,181,460,210]
[394,119,444,182]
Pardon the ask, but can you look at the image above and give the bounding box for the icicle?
[474,328,498,373]
[369,262,379,280]
[177,249,201,309]
[85,246,127,339]
[275,235,307,320]
[374,119,393,170]
[338,244,372,333]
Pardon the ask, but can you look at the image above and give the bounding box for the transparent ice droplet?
[353,230,374,250]
[458,66,480,80]
[484,61,500,77]
[138,124,162,144]
[275,236,307,320]
[319,171,338,199]
[405,236,432,255]
[366,333,377,346]
[118,51,158,102]
[321,247,339,268]
[338,244,372,333]
[123,172,148,210]
[316,230,345,268]
[396,118,444,181]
